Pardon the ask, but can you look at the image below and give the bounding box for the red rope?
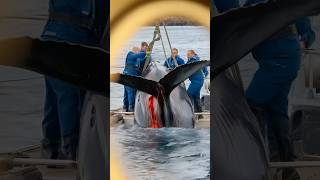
[148,96,161,128]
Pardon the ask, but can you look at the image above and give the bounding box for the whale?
[212,0,320,179]
[111,61,210,128]
[0,37,108,96]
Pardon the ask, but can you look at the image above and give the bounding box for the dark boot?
[60,136,78,160]
[41,140,60,160]
[194,99,204,119]
[123,105,128,112]
[194,98,202,112]
[269,113,299,180]
[128,105,134,112]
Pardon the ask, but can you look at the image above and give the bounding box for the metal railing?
[110,111,210,116]
[303,49,320,95]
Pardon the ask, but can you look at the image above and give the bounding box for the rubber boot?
[128,105,135,112]
[123,105,128,112]
[41,140,60,160]
[60,136,78,160]
[194,99,204,119]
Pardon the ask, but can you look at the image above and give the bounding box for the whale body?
[111,61,210,128]
[134,64,194,128]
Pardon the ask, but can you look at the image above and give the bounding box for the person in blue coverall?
[164,48,185,69]
[245,5,315,180]
[137,41,150,75]
[213,0,315,179]
[186,50,209,112]
[41,0,107,160]
[244,0,315,161]
[122,42,148,112]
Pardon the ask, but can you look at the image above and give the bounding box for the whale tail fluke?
[110,73,160,96]
[0,37,108,96]
[110,61,210,97]
[160,61,210,96]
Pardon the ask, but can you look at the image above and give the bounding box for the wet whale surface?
[111,60,209,128]
[134,64,194,128]
[212,0,320,179]
[213,72,268,180]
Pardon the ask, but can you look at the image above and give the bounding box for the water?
[111,126,210,180]
[0,0,47,152]
[110,26,210,179]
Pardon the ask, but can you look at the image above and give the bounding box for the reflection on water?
[111,125,210,180]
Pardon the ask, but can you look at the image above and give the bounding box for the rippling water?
[110,26,210,179]
[111,125,210,180]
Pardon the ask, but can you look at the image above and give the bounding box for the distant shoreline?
[150,17,200,26]
[156,21,199,26]
[157,22,198,26]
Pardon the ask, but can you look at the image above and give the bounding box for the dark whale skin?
[211,0,320,179]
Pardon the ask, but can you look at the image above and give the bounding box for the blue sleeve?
[177,57,185,65]
[163,61,168,67]
[213,0,240,13]
[130,52,146,60]
[187,58,196,64]
[202,66,209,77]
[163,58,170,68]
[296,17,315,48]
[138,58,146,71]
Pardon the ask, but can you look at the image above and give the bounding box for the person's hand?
[300,41,306,49]
[154,34,161,41]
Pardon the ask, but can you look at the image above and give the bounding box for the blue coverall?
[123,50,146,111]
[244,0,316,161]
[41,0,105,158]
[163,55,185,69]
[187,55,209,112]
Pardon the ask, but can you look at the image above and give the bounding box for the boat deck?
[0,145,78,180]
[110,110,211,128]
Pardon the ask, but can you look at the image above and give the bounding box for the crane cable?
[160,23,186,88]
[159,28,168,61]
[162,23,178,68]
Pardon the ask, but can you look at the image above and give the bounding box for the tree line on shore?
[153,16,199,26]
